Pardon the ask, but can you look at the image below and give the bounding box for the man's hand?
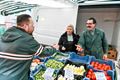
[62,46,66,50]
[103,54,108,60]
[76,45,83,52]
[52,44,59,50]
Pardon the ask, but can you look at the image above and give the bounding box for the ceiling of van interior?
[70,0,120,4]
[0,0,37,16]
[0,0,120,16]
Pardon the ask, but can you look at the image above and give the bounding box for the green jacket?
[0,26,41,80]
[78,28,108,59]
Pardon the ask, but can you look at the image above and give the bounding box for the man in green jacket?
[76,17,108,59]
[0,14,55,80]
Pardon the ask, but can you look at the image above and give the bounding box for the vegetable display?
[64,64,86,76]
[34,70,44,80]
[34,69,57,80]
[45,59,64,69]
[90,61,112,71]
[86,69,112,80]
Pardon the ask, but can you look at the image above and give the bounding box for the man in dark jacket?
[76,17,108,59]
[0,14,55,80]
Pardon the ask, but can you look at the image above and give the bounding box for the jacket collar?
[86,28,100,44]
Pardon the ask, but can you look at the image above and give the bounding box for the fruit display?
[90,61,112,71]
[86,69,112,80]
[45,59,64,69]
[64,64,86,76]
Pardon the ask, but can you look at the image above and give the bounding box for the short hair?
[88,17,97,24]
[17,14,31,26]
[67,24,74,29]
[67,24,74,33]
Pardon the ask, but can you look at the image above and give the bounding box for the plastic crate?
[29,65,44,80]
[30,56,45,75]
[89,57,115,71]
[44,57,65,70]
[29,74,34,80]
[31,65,58,80]
[68,52,91,64]
[51,52,69,61]
[56,59,87,80]
[33,55,45,62]
[83,67,114,80]
[44,56,65,63]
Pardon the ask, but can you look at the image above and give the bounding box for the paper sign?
[42,67,55,80]
[64,69,74,80]
[94,72,106,80]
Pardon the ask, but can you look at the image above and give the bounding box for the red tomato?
[94,66,98,70]
[95,62,99,65]
[91,74,96,80]
[89,69,93,72]
[104,66,108,71]
[103,63,106,66]
[94,64,98,67]
[91,61,95,67]
[86,75,91,79]
[107,65,112,70]
[98,64,102,69]
[100,66,104,70]
[88,71,92,75]
[105,65,110,70]
[106,76,112,80]
[99,64,102,67]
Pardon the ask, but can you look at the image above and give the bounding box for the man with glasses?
[76,17,108,59]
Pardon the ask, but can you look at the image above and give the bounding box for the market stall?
[30,52,117,80]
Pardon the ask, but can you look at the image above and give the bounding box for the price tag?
[58,56,68,61]
[64,69,74,80]
[94,72,106,80]
[42,67,55,80]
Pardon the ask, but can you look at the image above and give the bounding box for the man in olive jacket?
[76,17,108,59]
[0,14,55,80]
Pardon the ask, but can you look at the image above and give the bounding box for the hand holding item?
[62,46,66,50]
[103,54,108,60]
[52,44,59,50]
[76,45,83,52]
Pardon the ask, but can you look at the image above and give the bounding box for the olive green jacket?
[78,28,108,59]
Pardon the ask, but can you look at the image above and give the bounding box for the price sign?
[42,67,55,80]
[64,69,74,80]
[94,72,106,80]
